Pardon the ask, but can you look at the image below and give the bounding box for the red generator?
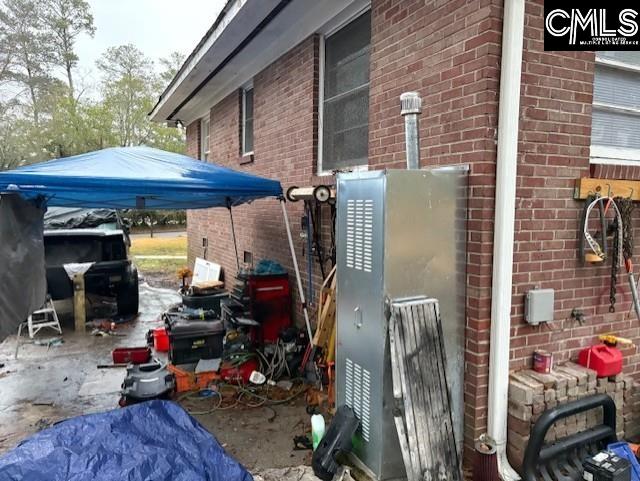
[247,273,291,343]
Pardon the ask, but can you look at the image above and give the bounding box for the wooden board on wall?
[574,178,640,201]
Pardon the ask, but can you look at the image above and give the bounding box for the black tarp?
[0,194,46,340]
[44,207,119,229]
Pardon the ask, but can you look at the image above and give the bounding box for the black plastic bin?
[168,320,225,365]
[181,290,228,316]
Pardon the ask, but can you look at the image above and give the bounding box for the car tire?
[117,268,139,316]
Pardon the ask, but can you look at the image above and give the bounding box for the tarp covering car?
[44,207,120,229]
[0,146,283,209]
[0,400,253,481]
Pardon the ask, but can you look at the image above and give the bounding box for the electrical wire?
[177,380,308,415]
[257,340,291,382]
[178,389,223,415]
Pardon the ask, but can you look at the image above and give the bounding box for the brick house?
[151,0,640,470]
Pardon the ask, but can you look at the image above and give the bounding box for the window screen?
[322,11,371,172]
[243,88,254,154]
[592,54,640,158]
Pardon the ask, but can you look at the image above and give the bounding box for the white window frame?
[317,5,371,176]
[591,54,640,166]
[242,83,254,156]
[200,116,210,161]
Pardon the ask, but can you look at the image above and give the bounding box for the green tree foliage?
[0,0,186,169]
[0,0,57,125]
[42,0,96,97]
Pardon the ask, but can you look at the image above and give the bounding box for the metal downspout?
[486,0,525,480]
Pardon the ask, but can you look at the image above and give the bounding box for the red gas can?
[577,344,623,377]
[153,327,170,352]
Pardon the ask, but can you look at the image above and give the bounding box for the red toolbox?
[578,344,623,377]
[112,347,151,364]
[247,273,291,343]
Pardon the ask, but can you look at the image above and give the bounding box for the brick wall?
[183,0,640,468]
[510,0,640,429]
[186,35,326,315]
[369,0,503,458]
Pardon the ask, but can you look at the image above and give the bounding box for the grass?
[130,236,187,256]
[130,235,188,275]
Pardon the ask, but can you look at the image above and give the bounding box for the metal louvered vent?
[345,357,372,442]
[345,199,373,272]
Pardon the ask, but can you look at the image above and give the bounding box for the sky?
[75,0,227,85]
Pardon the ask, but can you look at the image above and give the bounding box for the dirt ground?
[0,283,313,473]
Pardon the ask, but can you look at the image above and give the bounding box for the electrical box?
[336,168,468,480]
[525,288,554,326]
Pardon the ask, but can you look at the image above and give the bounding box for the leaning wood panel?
[389,297,462,481]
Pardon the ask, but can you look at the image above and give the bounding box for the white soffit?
[151,0,368,124]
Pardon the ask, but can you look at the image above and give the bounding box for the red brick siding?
[592,163,640,181]
[186,36,325,314]
[369,0,504,457]
[181,0,640,468]
[511,1,639,401]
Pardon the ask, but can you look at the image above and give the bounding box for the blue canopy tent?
[0,146,312,340]
[0,146,282,209]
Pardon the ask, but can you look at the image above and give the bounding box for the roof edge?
[149,0,241,121]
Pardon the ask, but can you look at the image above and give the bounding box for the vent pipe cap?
[400,91,422,116]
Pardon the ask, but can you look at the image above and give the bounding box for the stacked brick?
[507,362,638,469]
[624,378,640,439]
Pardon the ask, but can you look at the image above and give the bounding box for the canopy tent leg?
[280,199,313,342]
[227,205,240,271]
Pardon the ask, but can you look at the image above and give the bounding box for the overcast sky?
[75,0,226,84]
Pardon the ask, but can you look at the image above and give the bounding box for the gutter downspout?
[486,1,525,480]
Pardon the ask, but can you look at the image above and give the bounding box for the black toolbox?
[168,320,225,365]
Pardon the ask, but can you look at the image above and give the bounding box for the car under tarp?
[0,146,312,344]
[0,400,253,481]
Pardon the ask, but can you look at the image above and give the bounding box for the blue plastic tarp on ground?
[0,146,282,209]
[0,400,253,481]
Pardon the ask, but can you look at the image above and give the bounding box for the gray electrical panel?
[336,168,468,480]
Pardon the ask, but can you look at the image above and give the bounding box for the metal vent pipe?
[400,91,422,170]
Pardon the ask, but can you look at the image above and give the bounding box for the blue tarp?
[0,400,253,481]
[0,146,282,209]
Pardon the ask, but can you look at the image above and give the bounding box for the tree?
[0,9,13,82]
[0,0,56,125]
[41,0,95,98]
[158,51,185,86]
[97,44,154,147]
[96,45,185,151]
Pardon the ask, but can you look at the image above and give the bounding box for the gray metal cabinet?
[336,168,467,481]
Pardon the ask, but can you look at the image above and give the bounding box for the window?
[591,52,640,164]
[320,11,371,173]
[200,117,210,161]
[242,87,254,155]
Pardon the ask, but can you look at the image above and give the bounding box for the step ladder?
[24,297,62,338]
[15,297,63,359]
